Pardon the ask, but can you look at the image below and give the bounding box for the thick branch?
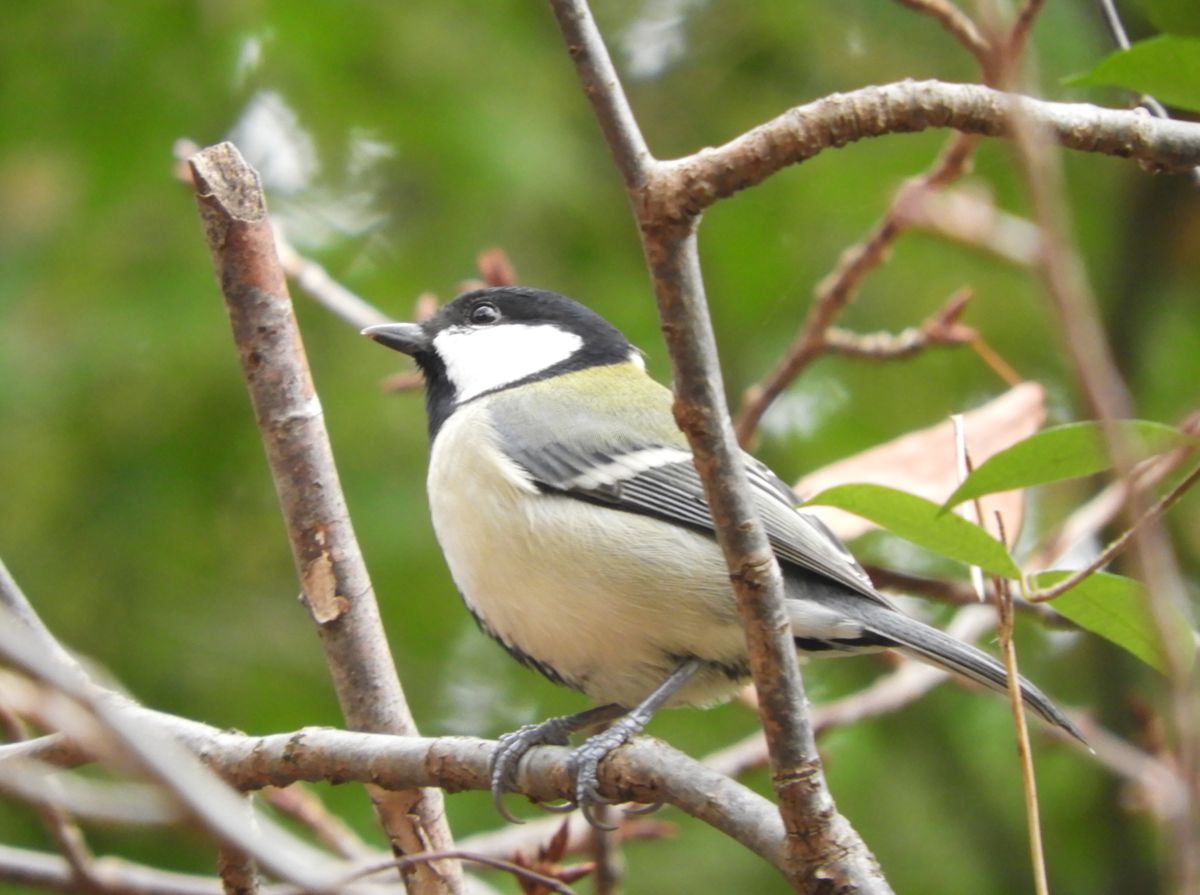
[655,80,1200,220]
[188,142,460,895]
[548,3,889,892]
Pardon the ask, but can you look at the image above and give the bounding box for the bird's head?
[364,287,644,431]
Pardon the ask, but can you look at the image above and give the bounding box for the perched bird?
[364,286,1081,823]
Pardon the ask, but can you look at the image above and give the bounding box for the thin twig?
[589,807,623,895]
[1097,0,1200,185]
[344,849,580,895]
[1027,411,1200,571]
[820,287,976,360]
[1028,461,1200,602]
[891,0,991,68]
[865,566,1072,626]
[261,786,374,860]
[273,233,390,330]
[0,710,101,892]
[899,187,1042,267]
[1005,0,1047,64]
[0,607,355,891]
[994,518,1049,895]
[733,132,981,443]
[455,814,672,865]
[188,142,460,895]
[0,843,238,895]
[1000,64,1200,886]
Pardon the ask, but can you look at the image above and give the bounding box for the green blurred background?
[1,2,1197,892]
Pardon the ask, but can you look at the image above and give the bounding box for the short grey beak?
[362,322,430,357]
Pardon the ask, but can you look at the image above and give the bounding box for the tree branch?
[187,142,460,895]
[548,2,889,891]
[890,0,991,70]
[654,80,1200,222]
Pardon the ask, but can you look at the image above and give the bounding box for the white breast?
[426,400,749,709]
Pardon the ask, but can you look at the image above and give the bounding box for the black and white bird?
[364,286,1081,822]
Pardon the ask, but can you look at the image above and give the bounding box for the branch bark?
[653,80,1200,222]
[548,2,890,892]
[188,142,461,895]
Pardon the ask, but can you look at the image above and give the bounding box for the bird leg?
[569,658,703,828]
[491,702,627,822]
[490,659,704,826]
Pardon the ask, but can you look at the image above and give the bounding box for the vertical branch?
[188,142,461,895]
[547,3,890,891]
[1000,54,1200,895]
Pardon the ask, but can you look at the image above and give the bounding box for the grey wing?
[493,428,886,606]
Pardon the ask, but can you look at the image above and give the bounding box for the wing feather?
[492,427,884,604]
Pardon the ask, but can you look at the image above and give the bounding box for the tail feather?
[866,609,1085,744]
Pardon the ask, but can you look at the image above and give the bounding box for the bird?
[363,285,1082,824]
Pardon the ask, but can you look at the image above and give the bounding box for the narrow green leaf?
[944,420,1192,508]
[1032,571,1196,674]
[1147,0,1200,37]
[1067,36,1200,112]
[804,483,1019,577]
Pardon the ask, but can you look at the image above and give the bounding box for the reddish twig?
[1028,461,1200,603]
[891,0,991,69]
[820,287,976,360]
[733,133,981,443]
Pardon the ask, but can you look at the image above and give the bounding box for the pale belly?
[427,405,749,708]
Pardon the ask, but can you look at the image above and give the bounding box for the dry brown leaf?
[795,382,1046,543]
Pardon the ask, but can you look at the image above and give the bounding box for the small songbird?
[364,286,1081,823]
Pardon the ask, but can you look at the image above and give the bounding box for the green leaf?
[1147,0,1200,37]
[1067,36,1200,112]
[804,484,1020,577]
[944,420,1192,509]
[1032,571,1196,674]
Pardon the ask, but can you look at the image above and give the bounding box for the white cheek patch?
[434,323,584,403]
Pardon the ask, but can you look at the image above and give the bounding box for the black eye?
[469,301,501,326]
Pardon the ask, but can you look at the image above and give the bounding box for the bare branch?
[273,232,390,330]
[187,142,460,895]
[217,836,259,895]
[821,287,975,360]
[1000,61,1200,887]
[0,843,230,895]
[994,535,1048,895]
[734,133,980,443]
[655,81,1200,223]
[1097,0,1200,185]
[548,3,890,891]
[891,0,991,68]
[261,786,374,860]
[547,2,653,189]
[1028,461,1200,602]
[0,610,354,892]
[1027,411,1200,571]
[899,186,1041,266]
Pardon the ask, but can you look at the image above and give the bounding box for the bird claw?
[568,721,642,829]
[622,800,663,817]
[489,699,672,829]
[490,720,574,823]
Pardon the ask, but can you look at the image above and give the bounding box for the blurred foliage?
[1,1,1197,893]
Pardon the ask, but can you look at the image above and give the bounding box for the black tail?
[864,608,1085,744]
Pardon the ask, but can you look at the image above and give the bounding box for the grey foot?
[490,704,626,823]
